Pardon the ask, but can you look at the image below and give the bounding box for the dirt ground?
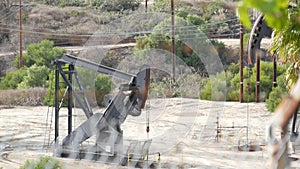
[0,99,299,169]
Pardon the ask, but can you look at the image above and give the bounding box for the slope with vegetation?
[0,0,290,112]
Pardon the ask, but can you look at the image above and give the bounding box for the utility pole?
[239,23,244,103]
[19,0,23,68]
[171,0,175,80]
[145,0,148,12]
[273,55,277,88]
[255,52,260,102]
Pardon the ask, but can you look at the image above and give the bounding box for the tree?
[13,40,65,68]
[95,74,114,106]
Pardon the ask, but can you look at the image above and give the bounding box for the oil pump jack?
[53,54,151,164]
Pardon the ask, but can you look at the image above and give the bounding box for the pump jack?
[53,54,151,164]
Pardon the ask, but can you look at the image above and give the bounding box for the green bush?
[18,64,50,89]
[0,65,50,90]
[229,61,287,102]
[265,75,289,112]
[199,72,227,101]
[92,0,141,12]
[0,67,28,89]
[20,156,62,169]
[266,86,288,112]
[200,61,288,103]
[150,73,203,98]
[134,16,225,74]
[95,74,114,106]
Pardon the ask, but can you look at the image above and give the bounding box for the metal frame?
[53,54,150,162]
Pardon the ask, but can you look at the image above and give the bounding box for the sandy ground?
[0,98,300,169]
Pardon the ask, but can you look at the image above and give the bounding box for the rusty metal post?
[145,0,148,12]
[68,64,73,135]
[55,63,60,143]
[171,0,175,80]
[273,55,277,88]
[256,52,260,102]
[239,23,244,103]
[19,0,23,68]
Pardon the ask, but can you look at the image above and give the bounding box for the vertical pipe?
[256,52,260,102]
[19,0,23,68]
[145,0,148,12]
[171,0,175,80]
[68,65,73,135]
[273,55,277,88]
[291,111,298,134]
[55,63,60,142]
[239,23,244,103]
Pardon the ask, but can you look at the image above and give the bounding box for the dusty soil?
[1,99,299,169]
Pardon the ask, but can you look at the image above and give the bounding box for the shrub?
[265,75,289,112]
[20,156,63,169]
[0,67,28,89]
[200,61,288,103]
[151,73,203,98]
[18,64,50,89]
[229,61,287,102]
[0,65,50,90]
[199,72,227,101]
[92,0,141,12]
[266,86,288,112]
[134,16,223,74]
[95,74,114,106]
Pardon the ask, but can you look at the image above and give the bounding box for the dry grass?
[0,88,46,106]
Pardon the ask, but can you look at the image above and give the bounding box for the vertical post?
[171,0,175,80]
[68,64,73,135]
[19,0,23,68]
[291,111,298,135]
[273,55,277,88]
[255,52,260,102]
[239,23,244,103]
[145,0,148,12]
[55,63,60,142]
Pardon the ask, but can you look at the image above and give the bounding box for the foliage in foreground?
[19,156,63,169]
[238,0,300,87]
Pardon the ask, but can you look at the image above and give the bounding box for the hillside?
[0,0,246,76]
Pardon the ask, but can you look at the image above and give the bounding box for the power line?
[0,5,26,21]
[0,13,241,35]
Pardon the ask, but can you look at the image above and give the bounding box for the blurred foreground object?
[268,77,300,169]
